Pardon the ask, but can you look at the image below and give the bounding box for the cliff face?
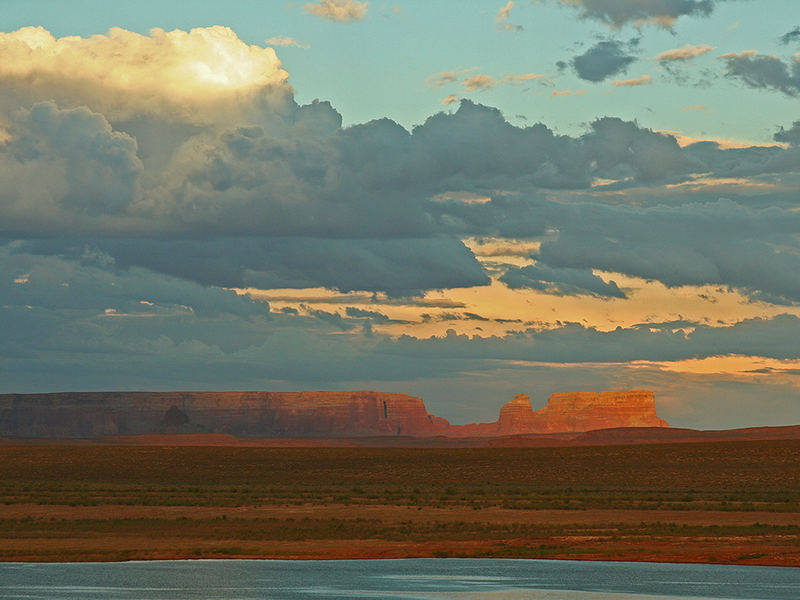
[0,391,451,438]
[532,390,669,432]
[500,390,669,434]
[0,389,668,438]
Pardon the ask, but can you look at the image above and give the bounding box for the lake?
[1,559,798,599]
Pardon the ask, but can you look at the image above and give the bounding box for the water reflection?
[1,559,798,600]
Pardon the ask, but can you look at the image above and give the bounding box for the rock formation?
[526,390,669,432]
[0,389,668,438]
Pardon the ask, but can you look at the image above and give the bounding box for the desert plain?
[1,439,799,565]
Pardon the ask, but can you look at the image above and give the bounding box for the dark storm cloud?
[5,247,800,391]
[534,198,800,304]
[721,51,800,96]
[570,41,636,82]
[18,236,489,297]
[500,264,626,298]
[4,99,800,301]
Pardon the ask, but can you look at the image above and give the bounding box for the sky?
[2,0,800,429]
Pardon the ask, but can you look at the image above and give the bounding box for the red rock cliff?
[0,389,667,438]
[532,390,669,432]
[449,390,668,436]
[0,391,451,438]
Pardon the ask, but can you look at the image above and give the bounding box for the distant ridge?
[0,389,668,439]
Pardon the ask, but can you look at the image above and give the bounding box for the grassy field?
[1,440,799,563]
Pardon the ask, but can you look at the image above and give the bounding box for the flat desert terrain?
[1,440,799,564]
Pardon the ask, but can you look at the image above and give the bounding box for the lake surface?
[1,559,798,599]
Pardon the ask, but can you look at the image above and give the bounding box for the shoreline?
[4,556,800,568]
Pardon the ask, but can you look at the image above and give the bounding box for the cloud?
[535,197,800,304]
[500,264,626,298]
[6,243,800,384]
[654,44,714,62]
[462,74,497,91]
[779,26,800,45]
[3,26,800,427]
[442,94,459,105]
[387,314,800,366]
[613,74,652,86]
[774,120,800,146]
[426,69,473,88]
[558,0,717,29]
[0,26,291,124]
[345,306,392,321]
[496,1,523,31]
[0,102,143,231]
[721,51,800,96]
[571,40,636,82]
[3,27,800,303]
[266,35,309,48]
[461,73,546,91]
[304,0,368,22]
[681,104,710,110]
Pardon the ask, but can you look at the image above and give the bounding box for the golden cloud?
[655,44,714,62]
[304,0,368,22]
[612,74,652,87]
[0,26,291,123]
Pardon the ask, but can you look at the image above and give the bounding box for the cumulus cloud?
[721,51,800,96]
[558,0,717,28]
[571,40,636,82]
[0,26,291,124]
[3,24,800,426]
[0,102,142,232]
[496,1,523,31]
[613,74,652,86]
[655,44,714,62]
[3,26,800,303]
[304,0,368,22]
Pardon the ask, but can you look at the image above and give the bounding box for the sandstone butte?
[0,390,668,438]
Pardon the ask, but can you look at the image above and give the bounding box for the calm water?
[0,559,798,600]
